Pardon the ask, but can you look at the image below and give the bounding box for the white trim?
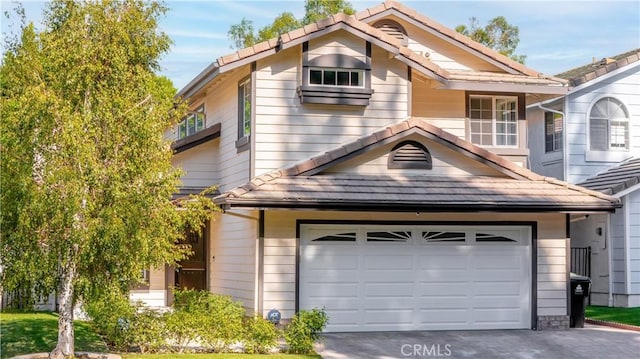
[607,213,613,306]
[585,95,632,155]
[613,183,640,199]
[441,81,567,95]
[569,61,640,94]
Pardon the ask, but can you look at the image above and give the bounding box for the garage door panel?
[419,269,471,282]
[418,282,469,296]
[302,254,358,269]
[474,281,521,296]
[364,282,414,297]
[304,283,358,298]
[364,255,414,269]
[300,224,531,332]
[419,254,469,269]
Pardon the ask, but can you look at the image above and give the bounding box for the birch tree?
[0,1,214,357]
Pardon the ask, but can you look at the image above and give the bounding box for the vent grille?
[373,19,408,46]
[388,141,432,169]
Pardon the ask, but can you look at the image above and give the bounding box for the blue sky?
[3,0,639,90]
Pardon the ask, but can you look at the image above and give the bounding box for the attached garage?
[300,224,532,332]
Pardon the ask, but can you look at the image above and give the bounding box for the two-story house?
[132,1,620,331]
[528,50,640,308]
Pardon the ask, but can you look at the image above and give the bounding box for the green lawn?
[586,306,640,326]
[0,311,107,359]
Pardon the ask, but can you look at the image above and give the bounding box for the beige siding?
[263,211,567,319]
[394,16,504,72]
[209,210,258,312]
[411,79,466,138]
[308,31,366,63]
[254,30,409,175]
[171,140,218,188]
[325,133,504,177]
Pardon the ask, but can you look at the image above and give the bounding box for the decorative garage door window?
[366,231,411,242]
[476,232,517,242]
[422,231,466,242]
[308,229,356,242]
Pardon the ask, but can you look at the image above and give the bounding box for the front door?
[175,228,207,290]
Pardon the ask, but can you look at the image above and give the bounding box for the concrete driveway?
[316,325,640,359]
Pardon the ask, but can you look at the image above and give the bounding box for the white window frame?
[468,95,519,148]
[588,96,630,152]
[238,77,252,139]
[308,67,365,88]
[178,104,205,140]
[544,111,563,153]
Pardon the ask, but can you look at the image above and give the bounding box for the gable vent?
[373,19,408,46]
[388,141,432,169]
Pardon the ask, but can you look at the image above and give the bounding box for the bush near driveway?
[0,311,107,359]
[586,306,640,326]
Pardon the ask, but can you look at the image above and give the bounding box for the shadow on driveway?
[316,325,640,359]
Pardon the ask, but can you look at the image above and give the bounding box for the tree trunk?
[50,261,76,359]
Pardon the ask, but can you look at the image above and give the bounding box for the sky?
[2,0,639,91]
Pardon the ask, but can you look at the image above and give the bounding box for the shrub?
[284,308,328,354]
[129,307,166,353]
[167,289,245,352]
[84,292,136,351]
[243,315,280,354]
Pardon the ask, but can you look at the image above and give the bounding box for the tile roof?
[215,118,620,212]
[356,1,541,77]
[447,70,566,86]
[555,49,640,86]
[178,1,567,98]
[215,174,619,212]
[578,157,640,196]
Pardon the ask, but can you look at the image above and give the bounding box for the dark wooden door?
[175,229,207,290]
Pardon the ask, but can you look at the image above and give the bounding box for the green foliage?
[228,0,355,49]
[129,307,167,353]
[84,292,137,352]
[167,289,245,352]
[284,308,329,354]
[243,315,280,354]
[455,16,526,64]
[0,0,218,353]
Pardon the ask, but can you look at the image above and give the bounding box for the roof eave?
[218,199,620,213]
[441,81,569,95]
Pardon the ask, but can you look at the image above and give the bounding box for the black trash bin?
[570,272,591,328]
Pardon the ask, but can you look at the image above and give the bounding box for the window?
[178,105,205,139]
[311,232,356,242]
[545,111,563,153]
[469,96,518,147]
[238,76,252,139]
[366,231,411,242]
[589,97,629,151]
[309,68,364,87]
[422,232,466,243]
[298,44,374,106]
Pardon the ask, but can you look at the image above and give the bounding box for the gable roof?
[578,157,640,197]
[178,1,567,99]
[555,49,640,87]
[215,118,620,212]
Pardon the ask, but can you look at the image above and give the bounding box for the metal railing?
[570,246,591,278]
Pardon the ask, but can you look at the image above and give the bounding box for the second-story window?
[238,76,252,139]
[309,68,364,87]
[589,97,629,151]
[469,95,518,147]
[178,105,205,139]
[545,112,563,153]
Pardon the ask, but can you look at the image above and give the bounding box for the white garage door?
[300,224,531,332]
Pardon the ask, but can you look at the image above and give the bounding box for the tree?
[0,0,215,357]
[455,16,526,64]
[228,0,355,49]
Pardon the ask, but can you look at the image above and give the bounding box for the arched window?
[590,97,629,151]
[388,141,432,169]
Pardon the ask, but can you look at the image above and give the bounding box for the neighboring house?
[527,50,640,307]
[132,1,620,331]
